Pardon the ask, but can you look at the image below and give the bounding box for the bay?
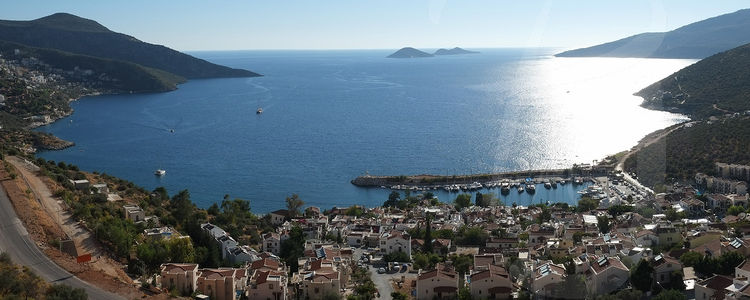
[37,49,695,213]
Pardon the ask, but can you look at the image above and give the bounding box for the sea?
[36,48,696,213]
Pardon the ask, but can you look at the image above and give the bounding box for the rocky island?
[386,47,434,58]
[434,47,479,55]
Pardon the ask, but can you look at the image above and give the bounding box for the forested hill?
[0,40,184,93]
[624,117,750,191]
[0,13,260,79]
[556,9,750,59]
[636,42,750,118]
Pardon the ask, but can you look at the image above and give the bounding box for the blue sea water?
[36,49,696,213]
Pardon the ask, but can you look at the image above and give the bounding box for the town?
[4,151,749,300]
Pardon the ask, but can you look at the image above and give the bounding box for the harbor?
[347,163,657,208]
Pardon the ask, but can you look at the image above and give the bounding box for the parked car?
[377,267,386,274]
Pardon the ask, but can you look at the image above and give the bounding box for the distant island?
[636,42,750,118]
[0,13,260,80]
[387,47,433,58]
[556,8,750,59]
[434,47,479,55]
[387,46,479,58]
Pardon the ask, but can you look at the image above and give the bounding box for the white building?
[585,256,629,296]
[263,233,281,255]
[531,262,566,297]
[379,230,411,260]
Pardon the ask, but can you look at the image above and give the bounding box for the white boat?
[154,169,166,176]
[526,184,536,193]
[544,182,552,189]
[256,107,263,114]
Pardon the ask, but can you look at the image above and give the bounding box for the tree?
[391,292,409,300]
[597,216,611,234]
[452,254,473,288]
[166,236,195,263]
[728,205,745,216]
[669,271,686,291]
[280,226,305,273]
[577,196,599,212]
[475,192,483,207]
[666,208,686,221]
[285,194,304,218]
[652,289,687,300]
[423,214,433,253]
[718,251,744,275]
[455,226,489,246]
[608,204,633,217]
[170,189,194,228]
[631,260,654,292]
[384,251,410,263]
[384,191,401,207]
[679,251,702,267]
[454,193,472,210]
[458,286,472,300]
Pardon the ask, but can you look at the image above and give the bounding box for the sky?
[2,0,749,51]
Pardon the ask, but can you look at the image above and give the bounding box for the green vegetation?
[624,117,750,188]
[638,42,750,118]
[454,226,489,246]
[285,194,304,218]
[0,40,183,93]
[383,251,410,263]
[577,196,600,212]
[0,252,87,299]
[653,289,687,300]
[630,260,654,292]
[688,251,744,276]
[597,216,611,233]
[454,193,472,210]
[279,226,305,273]
[347,266,377,300]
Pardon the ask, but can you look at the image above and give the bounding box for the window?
[315,288,319,294]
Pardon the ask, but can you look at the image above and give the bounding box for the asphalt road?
[0,184,124,300]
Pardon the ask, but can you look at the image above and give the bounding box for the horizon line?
[182,46,568,52]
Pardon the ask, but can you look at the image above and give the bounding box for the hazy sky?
[2,1,749,51]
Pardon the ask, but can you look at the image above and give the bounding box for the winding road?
[0,183,123,300]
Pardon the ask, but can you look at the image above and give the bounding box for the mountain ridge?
[0,13,260,79]
[556,9,750,58]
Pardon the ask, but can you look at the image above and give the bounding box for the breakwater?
[351,165,612,188]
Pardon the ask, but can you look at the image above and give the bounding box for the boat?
[544,182,552,189]
[500,182,510,194]
[154,169,166,176]
[256,107,263,114]
[517,186,524,193]
[526,184,536,194]
[551,181,558,188]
